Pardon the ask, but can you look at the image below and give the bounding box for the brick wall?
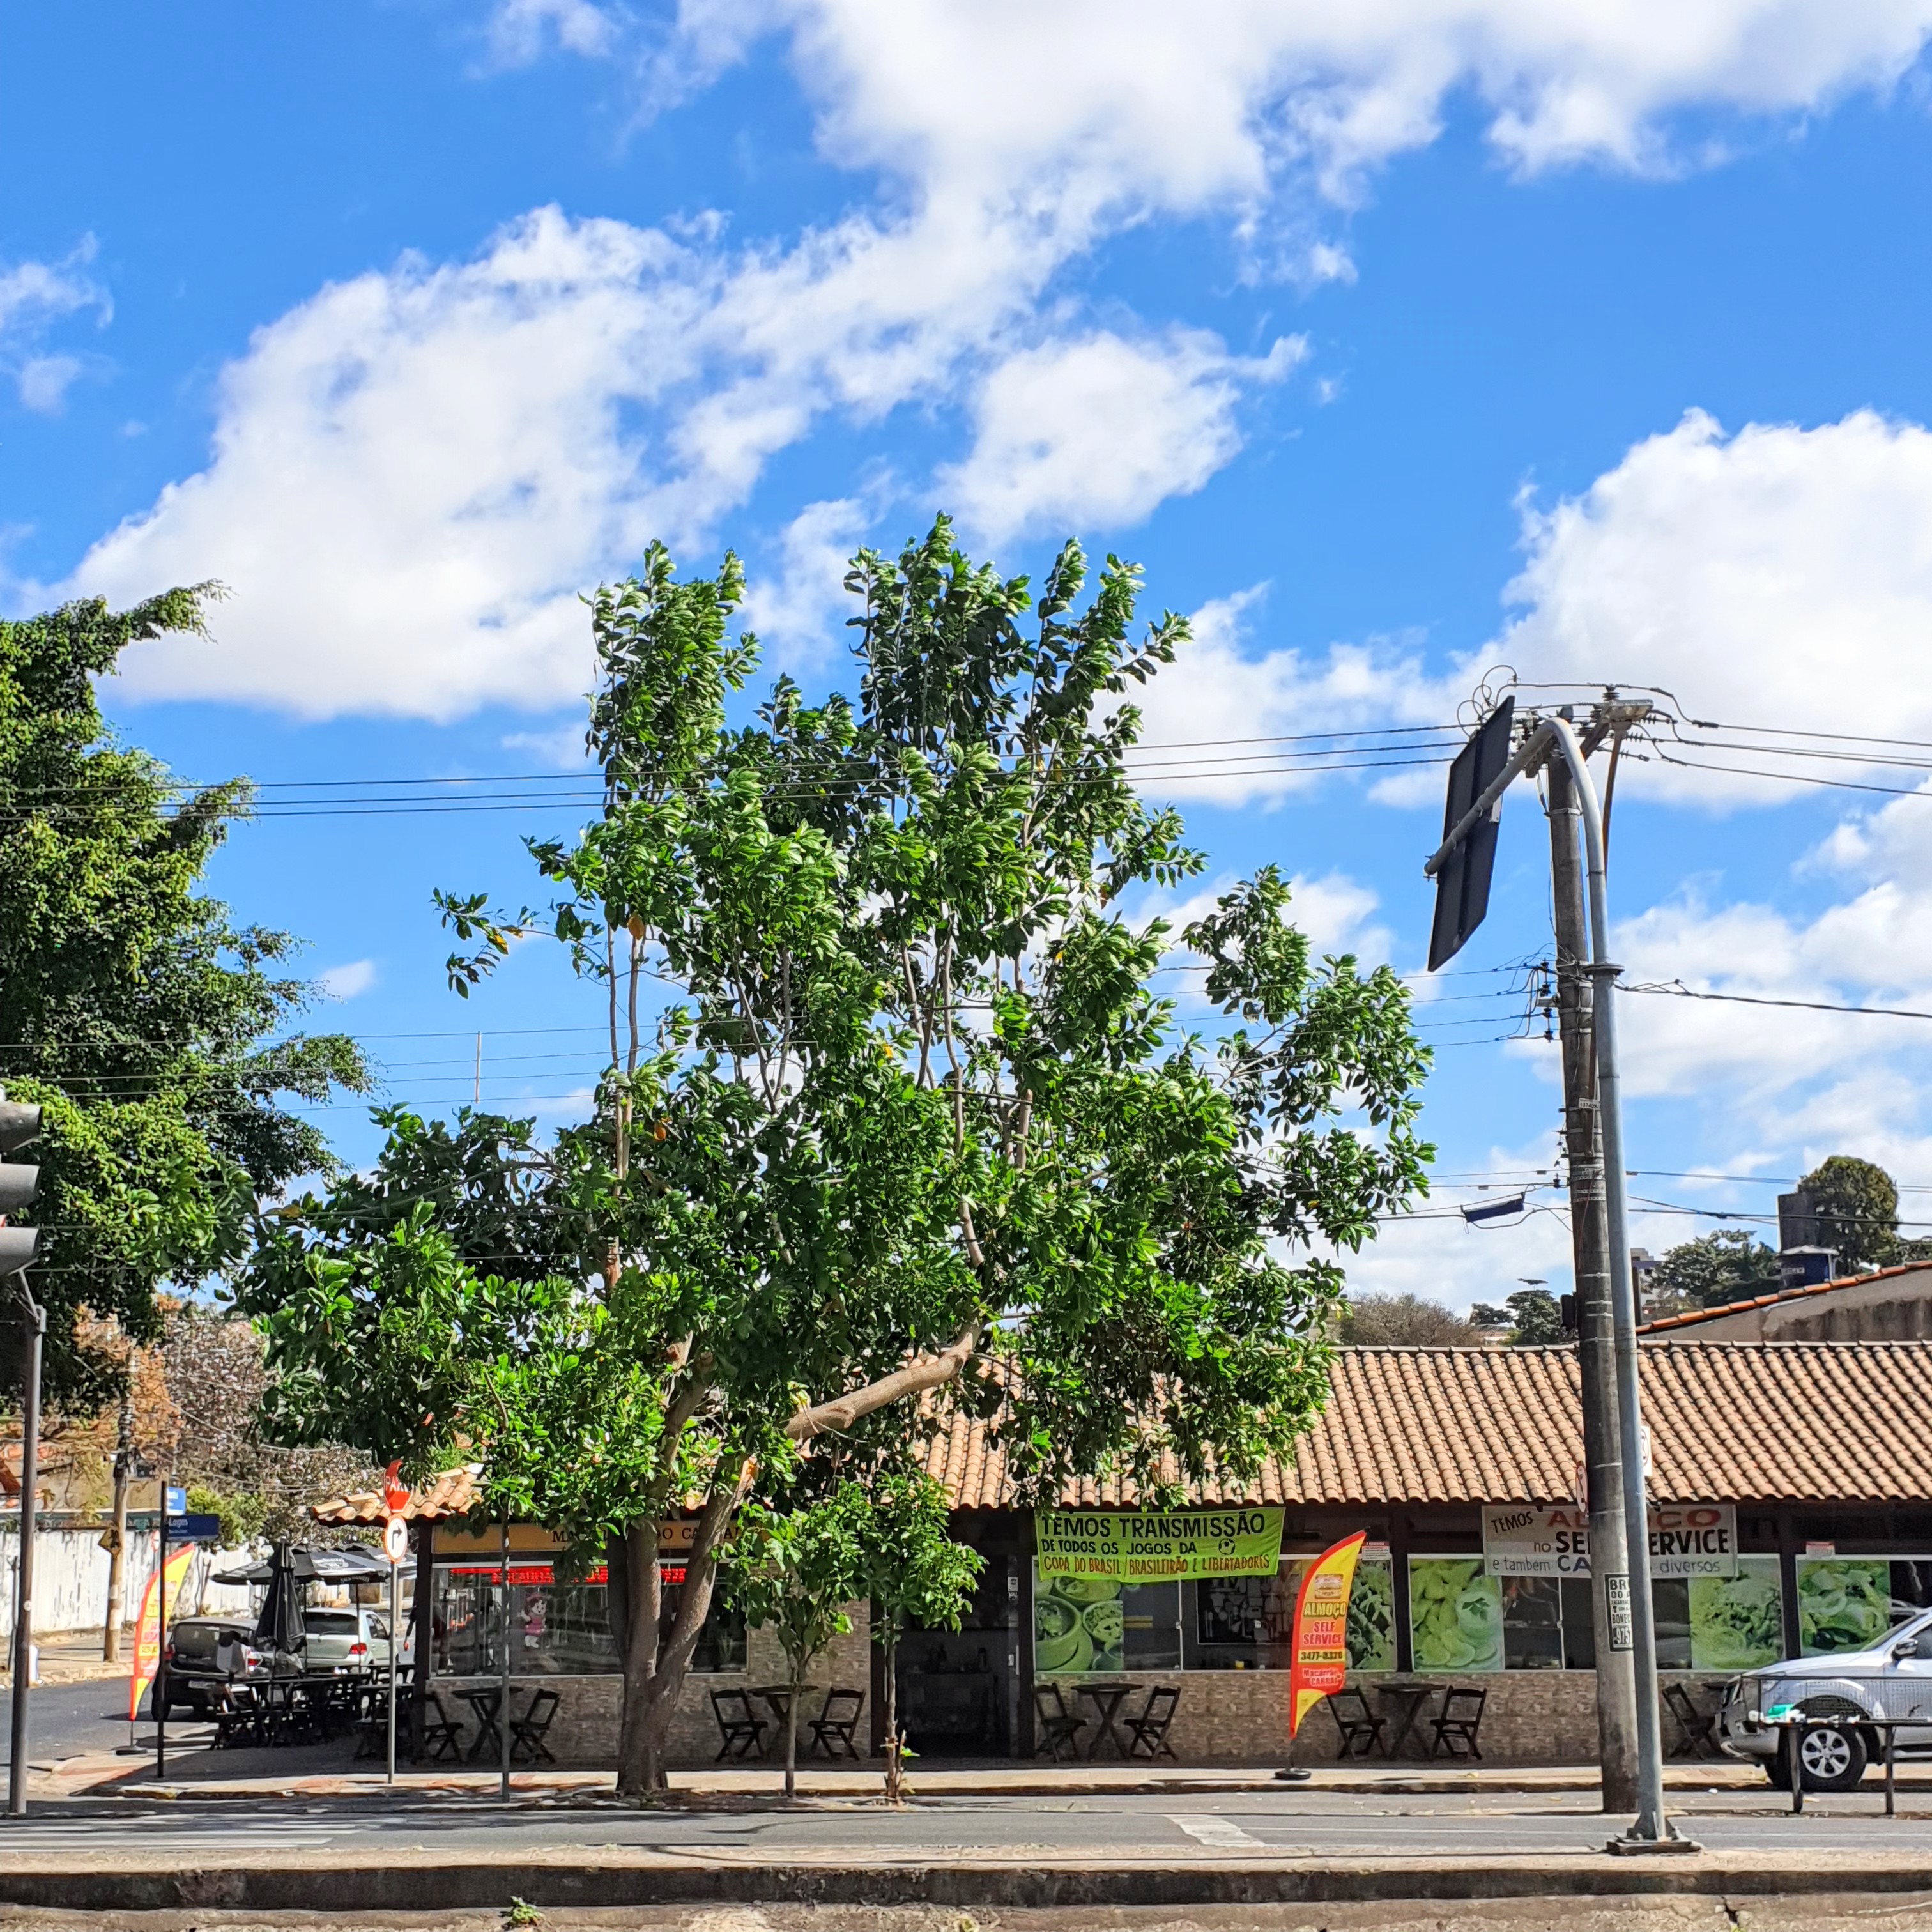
[432,1600,874,1768]
[1040,1669,1729,1766]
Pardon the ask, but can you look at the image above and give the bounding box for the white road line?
[1167,1813,1261,1848]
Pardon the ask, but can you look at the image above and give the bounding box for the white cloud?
[668,0,1932,215]
[741,494,877,659]
[484,0,618,66]
[1497,410,1932,799]
[1124,587,1455,807]
[42,3,1932,721]
[940,331,1304,545]
[0,240,108,412]
[17,355,84,415]
[318,958,379,1000]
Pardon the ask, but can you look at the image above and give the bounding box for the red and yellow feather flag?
[129,1544,197,1722]
[1289,1531,1365,1738]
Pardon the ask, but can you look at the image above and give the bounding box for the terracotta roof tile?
[321,1343,1932,1522]
[932,1344,1932,1508]
[1637,1260,1932,1335]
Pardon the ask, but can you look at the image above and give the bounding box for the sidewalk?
[34,1752,1892,1804]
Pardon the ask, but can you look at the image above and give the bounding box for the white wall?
[0,1528,256,1640]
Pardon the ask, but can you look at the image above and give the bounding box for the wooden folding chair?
[1328,1686,1388,1759]
[711,1687,769,1761]
[808,1688,866,1759]
[1032,1682,1087,1761]
[1429,1685,1487,1760]
[1125,1685,1181,1759]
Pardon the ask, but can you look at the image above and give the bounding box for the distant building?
[1636,1258,1932,1343]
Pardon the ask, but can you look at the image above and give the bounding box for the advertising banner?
[128,1544,197,1722]
[1034,1507,1285,1582]
[1289,1531,1365,1738]
[1482,1503,1736,1579]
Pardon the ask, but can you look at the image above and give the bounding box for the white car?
[1719,1607,1932,1790]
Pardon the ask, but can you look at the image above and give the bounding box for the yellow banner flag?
[128,1544,197,1722]
[1289,1531,1365,1738]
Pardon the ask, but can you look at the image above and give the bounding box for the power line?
[1624,983,1932,1023]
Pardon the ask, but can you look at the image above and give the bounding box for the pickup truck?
[1719,1607,1932,1790]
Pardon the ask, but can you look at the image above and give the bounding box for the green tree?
[854,1466,981,1803]
[1470,1288,1563,1345]
[1,590,368,1404]
[245,520,1433,1797]
[1798,1155,1899,1275]
[1648,1229,1780,1314]
[718,1487,870,1798]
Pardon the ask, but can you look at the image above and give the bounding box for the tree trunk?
[613,1526,664,1798]
[785,1660,801,1800]
[882,1623,902,1804]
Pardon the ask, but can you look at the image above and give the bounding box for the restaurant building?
[318,1341,1932,1767]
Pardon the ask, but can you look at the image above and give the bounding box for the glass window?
[1174,1557,1393,1672]
[432,1564,744,1675]
[1560,1579,1595,1671]
[1409,1559,1503,1673]
[1033,1569,1179,1674]
[1797,1556,1932,1656]
[1500,1575,1564,1671]
[1685,1557,1783,1671]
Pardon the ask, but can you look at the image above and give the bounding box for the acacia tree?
[1,589,367,1404]
[245,519,1432,1797]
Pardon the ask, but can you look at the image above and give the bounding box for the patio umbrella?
[250,1542,314,1658]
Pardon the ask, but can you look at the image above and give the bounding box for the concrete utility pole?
[1547,747,1640,1813]
[104,1393,133,1664]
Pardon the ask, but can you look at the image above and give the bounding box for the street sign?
[383,1514,408,1564]
[166,1514,223,1542]
[164,1484,187,1515]
[1427,696,1515,970]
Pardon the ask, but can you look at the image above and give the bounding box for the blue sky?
[9,0,1932,1308]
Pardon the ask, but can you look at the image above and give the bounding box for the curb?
[1,1859,1931,1913]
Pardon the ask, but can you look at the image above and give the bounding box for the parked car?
[300,1606,392,1673]
[160,1616,264,1716]
[1719,1606,1932,1790]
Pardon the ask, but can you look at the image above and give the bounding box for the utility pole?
[104,1393,133,1664]
[8,1272,44,1817]
[1547,744,1639,1812]
[1426,703,1689,1852]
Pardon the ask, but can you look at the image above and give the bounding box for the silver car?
[300,1606,392,1673]
[1719,1607,1932,1790]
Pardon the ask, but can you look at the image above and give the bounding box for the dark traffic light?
[0,1087,42,1275]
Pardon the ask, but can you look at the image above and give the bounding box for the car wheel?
[1795,1723,1867,1793]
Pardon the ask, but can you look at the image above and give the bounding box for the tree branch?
[783,1320,981,1443]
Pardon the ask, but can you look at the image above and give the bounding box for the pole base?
[1274,1767,1312,1782]
[1605,1832,1701,1855]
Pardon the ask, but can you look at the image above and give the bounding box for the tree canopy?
[242,519,1434,1794]
[1798,1154,1899,1274]
[1646,1229,1779,1315]
[1,590,368,1404]
[1338,1291,1478,1346]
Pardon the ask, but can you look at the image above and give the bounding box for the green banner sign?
[1034,1507,1285,1581]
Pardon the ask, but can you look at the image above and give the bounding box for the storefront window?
[1797,1557,1932,1657]
[1499,1575,1563,1671]
[1654,1558,1785,1670]
[431,1564,744,1675]
[1032,1568,1179,1673]
[1174,1557,1393,1671]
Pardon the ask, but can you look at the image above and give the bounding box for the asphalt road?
[0,1788,1928,1858]
[0,1682,143,1771]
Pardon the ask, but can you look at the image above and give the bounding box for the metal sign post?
[384,1514,406,1784]
[1423,704,1692,1855]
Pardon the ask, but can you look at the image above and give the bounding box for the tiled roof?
[311,1465,479,1524]
[317,1343,1932,1521]
[1636,1259,1932,1335]
[927,1344,1932,1508]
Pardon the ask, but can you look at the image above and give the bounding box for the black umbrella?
[250,1542,312,1658]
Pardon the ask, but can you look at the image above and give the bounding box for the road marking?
[1167,1813,1261,1848]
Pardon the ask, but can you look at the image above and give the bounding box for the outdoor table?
[751,1685,822,1744]
[1075,1683,1137,1760]
[1374,1678,1449,1758]
[1779,1717,1912,1816]
[456,1685,505,1763]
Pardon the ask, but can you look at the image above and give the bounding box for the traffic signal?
[0,1086,42,1275]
